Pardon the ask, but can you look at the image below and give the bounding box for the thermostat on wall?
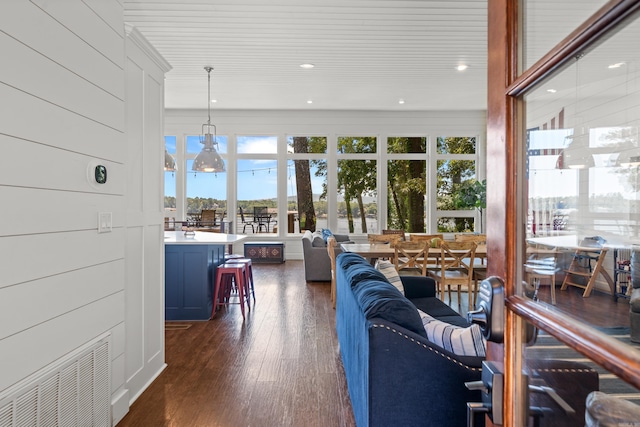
[87,160,108,189]
[94,165,107,184]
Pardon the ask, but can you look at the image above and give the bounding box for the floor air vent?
[0,335,111,427]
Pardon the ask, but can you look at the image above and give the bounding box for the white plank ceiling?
[122,0,610,111]
[123,0,487,111]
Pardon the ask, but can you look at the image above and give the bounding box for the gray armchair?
[301,230,351,281]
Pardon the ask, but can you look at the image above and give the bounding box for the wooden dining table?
[340,242,488,264]
[527,235,616,296]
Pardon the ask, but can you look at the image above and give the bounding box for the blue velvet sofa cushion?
[351,279,428,339]
[344,264,388,287]
[338,252,371,268]
[337,253,427,338]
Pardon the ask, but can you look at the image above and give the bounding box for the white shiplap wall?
[0,1,167,425]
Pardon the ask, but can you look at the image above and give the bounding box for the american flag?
[540,107,565,130]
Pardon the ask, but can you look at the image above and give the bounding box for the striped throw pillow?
[375,260,404,295]
[417,309,486,357]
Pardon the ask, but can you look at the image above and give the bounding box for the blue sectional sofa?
[335,252,485,427]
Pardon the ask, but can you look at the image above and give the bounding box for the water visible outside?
[233,215,379,235]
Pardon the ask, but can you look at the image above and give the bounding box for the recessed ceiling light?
[211,99,217,103]
[300,63,315,69]
[546,89,557,93]
[398,99,405,104]
[456,64,469,71]
[307,100,313,104]
[608,62,625,69]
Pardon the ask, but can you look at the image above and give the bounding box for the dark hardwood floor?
[526,283,630,329]
[116,261,631,427]
[117,260,355,427]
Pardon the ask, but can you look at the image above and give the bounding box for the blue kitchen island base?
[164,231,246,321]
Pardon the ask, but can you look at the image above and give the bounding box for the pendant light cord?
[205,66,213,127]
[203,66,216,142]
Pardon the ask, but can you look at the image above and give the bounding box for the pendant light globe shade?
[192,133,225,172]
[193,65,226,173]
[556,129,594,170]
[164,149,177,171]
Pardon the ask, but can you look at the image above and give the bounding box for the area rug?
[528,327,640,404]
[164,322,192,330]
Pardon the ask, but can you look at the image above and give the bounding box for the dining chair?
[382,229,406,241]
[427,241,477,304]
[253,206,269,232]
[393,240,430,275]
[196,209,218,231]
[368,233,402,246]
[454,234,487,306]
[454,233,487,265]
[560,241,608,298]
[407,234,444,267]
[239,207,258,233]
[525,243,560,305]
[408,233,444,245]
[368,234,402,262]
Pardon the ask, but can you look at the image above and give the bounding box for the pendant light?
[164,149,176,171]
[556,53,594,170]
[193,66,225,173]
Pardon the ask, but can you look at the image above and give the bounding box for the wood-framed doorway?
[487,0,640,425]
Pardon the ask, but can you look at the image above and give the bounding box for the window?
[387,137,427,232]
[435,136,481,232]
[287,136,327,234]
[164,136,177,214]
[337,136,377,234]
[237,136,278,234]
[186,135,228,220]
[165,121,485,238]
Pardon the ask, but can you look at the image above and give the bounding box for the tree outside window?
[436,136,479,232]
[287,136,327,233]
[387,137,427,233]
[337,136,377,234]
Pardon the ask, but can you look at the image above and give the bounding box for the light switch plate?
[98,212,112,233]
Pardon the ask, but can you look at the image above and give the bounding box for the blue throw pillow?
[321,228,334,242]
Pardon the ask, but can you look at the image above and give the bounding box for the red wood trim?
[487,0,519,423]
[507,295,640,389]
[507,0,640,97]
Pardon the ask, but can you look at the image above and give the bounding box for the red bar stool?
[225,257,255,303]
[212,263,249,318]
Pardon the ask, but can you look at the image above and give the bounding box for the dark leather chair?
[239,207,258,233]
